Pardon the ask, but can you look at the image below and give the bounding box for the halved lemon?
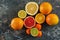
[25,2,38,16]
[18,10,27,19]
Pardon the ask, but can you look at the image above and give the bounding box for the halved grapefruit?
[25,2,38,16]
[24,16,36,28]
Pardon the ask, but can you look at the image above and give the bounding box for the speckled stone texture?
[0,0,60,40]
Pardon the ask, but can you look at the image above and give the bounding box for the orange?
[25,2,38,15]
[37,31,42,37]
[35,13,45,24]
[11,18,24,30]
[35,24,42,30]
[40,2,52,15]
[46,14,59,25]
[26,28,31,35]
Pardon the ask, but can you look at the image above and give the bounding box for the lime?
[18,10,27,19]
[30,28,38,37]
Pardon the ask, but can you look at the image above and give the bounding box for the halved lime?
[18,10,27,19]
[30,28,38,37]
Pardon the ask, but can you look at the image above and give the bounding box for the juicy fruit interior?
[31,28,38,37]
[18,10,26,18]
[35,13,45,24]
[27,3,37,14]
[24,17,35,27]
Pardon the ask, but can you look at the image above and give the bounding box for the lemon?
[25,2,38,16]
[18,10,27,19]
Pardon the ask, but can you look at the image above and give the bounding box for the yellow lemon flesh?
[18,10,27,19]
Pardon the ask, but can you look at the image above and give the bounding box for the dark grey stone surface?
[0,0,60,40]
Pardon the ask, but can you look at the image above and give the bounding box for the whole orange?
[11,18,24,30]
[38,31,42,37]
[46,14,59,25]
[40,2,52,15]
[26,28,31,35]
[35,24,42,30]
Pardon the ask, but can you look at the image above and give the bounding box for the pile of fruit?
[10,2,59,37]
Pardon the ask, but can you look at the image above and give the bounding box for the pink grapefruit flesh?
[24,16,35,28]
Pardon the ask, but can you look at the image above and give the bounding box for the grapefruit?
[25,2,38,16]
[24,16,36,28]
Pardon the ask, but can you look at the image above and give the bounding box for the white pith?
[25,2,38,16]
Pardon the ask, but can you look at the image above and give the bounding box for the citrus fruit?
[25,2,38,15]
[37,31,42,37]
[40,2,52,15]
[26,28,31,35]
[46,14,59,25]
[24,16,36,28]
[30,28,39,37]
[35,13,45,24]
[11,18,24,30]
[18,10,27,19]
[35,24,42,30]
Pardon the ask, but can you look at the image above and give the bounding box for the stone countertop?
[0,0,60,40]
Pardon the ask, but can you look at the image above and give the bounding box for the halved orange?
[35,13,45,24]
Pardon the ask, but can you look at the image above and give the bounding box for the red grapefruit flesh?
[24,16,35,28]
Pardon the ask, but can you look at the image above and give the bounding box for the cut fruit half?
[35,13,45,24]
[25,2,38,16]
[30,28,39,37]
[24,16,36,28]
[18,10,27,19]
